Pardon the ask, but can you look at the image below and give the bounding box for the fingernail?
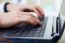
[34,23,37,25]
[37,20,42,25]
[38,21,42,25]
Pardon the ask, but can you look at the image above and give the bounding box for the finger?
[20,12,38,18]
[20,12,32,16]
[19,12,41,25]
[24,7,41,17]
[28,18,37,25]
[30,17,42,25]
[32,8,41,17]
[36,6,45,16]
[19,15,36,25]
[18,12,31,18]
[22,13,41,25]
[34,18,42,25]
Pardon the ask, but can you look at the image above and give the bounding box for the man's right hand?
[0,11,41,28]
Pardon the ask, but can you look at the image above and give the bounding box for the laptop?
[0,0,64,40]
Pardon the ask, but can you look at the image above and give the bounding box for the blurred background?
[0,0,65,43]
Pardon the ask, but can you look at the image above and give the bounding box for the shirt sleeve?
[0,3,6,13]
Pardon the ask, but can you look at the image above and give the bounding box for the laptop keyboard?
[0,17,48,37]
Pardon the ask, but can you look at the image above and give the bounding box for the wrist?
[6,3,19,12]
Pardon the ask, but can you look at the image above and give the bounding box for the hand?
[7,4,44,18]
[0,11,41,28]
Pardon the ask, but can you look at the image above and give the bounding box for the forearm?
[0,3,6,12]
